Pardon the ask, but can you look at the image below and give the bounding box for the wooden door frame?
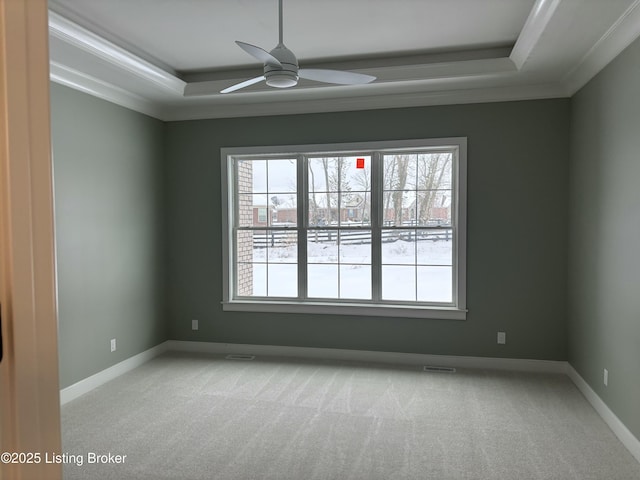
[0,0,62,479]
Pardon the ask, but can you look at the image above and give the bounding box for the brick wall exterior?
[237,161,253,296]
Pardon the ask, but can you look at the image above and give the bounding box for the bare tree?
[417,153,451,224]
[391,155,410,226]
[308,162,319,223]
[331,158,353,223]
[383,157,396,225]
[353,165,370,224]
[321,158,333,223]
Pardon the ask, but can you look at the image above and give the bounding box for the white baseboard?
[567,365,640,464]
[60,341,169,405]
[166,340,568,374]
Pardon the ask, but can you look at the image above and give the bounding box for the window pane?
[235,263,252,297]
[267,232,298,263]
[339,231,371,264]
[308,158,338,191]
[417,190,451,226]
[382,190,416,227]
[308,264,338,298]
[270,195,297,226]
[339,190,370,226]
[345,192,371,226]
[383,154,418,191]
[246,263,266,297]
[248,231,267,261]
[382,231,416,265]
[416,231,452,266]
[307,233,338,263]
[308,193,332,226]
[268,264,297,297]
[237,159,263,193]
[340,265,371,299]
[417,266,452,303]
[382,266,416,301]
[267,159,296,193]
[236,230,256,263]
[236,230,299,298]
[310,192,339,225]
[343,156,371,188]
[416,153,452,191]
[238,194,269,226]
[249,160,267,193]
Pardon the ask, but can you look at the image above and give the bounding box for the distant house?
[252,206,270,226]
[252,205,297,226]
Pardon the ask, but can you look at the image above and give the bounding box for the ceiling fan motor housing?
[265,44,299,88]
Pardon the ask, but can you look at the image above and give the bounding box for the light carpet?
[61,352,640,480]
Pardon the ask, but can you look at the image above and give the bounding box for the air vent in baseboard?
[225,354,255,361]
[424,365,456,373]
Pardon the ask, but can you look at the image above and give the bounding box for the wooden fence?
[252,228,452,248]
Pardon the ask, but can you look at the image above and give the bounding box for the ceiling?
[48,0,640,121]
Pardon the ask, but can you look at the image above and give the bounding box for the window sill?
[222,300,467,320]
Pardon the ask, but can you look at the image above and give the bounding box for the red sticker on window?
[356,158,365,169]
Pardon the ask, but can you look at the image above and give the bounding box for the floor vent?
[423,365,456,373]
[225,354,255,361]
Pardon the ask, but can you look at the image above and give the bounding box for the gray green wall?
[50,47,640,444]
[568,37,640,440]
[164,99,570,360]
[51,83,168,388]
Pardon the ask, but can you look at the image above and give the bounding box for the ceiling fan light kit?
[266,71,298,88]
[221,0,376,94]
[264,44,299,88]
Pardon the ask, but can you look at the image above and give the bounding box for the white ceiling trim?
[510,0,562,69]
[49,11,186,95]
[563,0,640,94]
[50,62,166,120]
[167,83,569,121]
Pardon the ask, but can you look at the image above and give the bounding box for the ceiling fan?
[220,0,376,93]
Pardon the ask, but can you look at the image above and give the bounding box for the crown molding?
[49,11,186,95]
[510,0,563,70]
[563,0,640,94]
[50,54,566,121]
[50,62,167,120]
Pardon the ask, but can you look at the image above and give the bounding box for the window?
[222,138,467,319]
[257,207,268,224]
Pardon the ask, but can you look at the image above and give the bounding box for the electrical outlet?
[604,368,608,386]
[110,338,116,352]
[192,319,199,330]
[497,331,506,345]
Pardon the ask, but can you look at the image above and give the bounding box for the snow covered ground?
[244,238,452,302]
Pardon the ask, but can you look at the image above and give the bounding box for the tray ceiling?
[48,0,640,120]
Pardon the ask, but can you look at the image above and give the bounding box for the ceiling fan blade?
[298,69,376,85]
[235,41,282,68]
[220,75,266,94]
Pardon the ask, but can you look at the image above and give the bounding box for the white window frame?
[221,138,467,320]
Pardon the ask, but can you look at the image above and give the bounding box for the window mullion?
[371,151,382,302]
[297,154,308,300]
